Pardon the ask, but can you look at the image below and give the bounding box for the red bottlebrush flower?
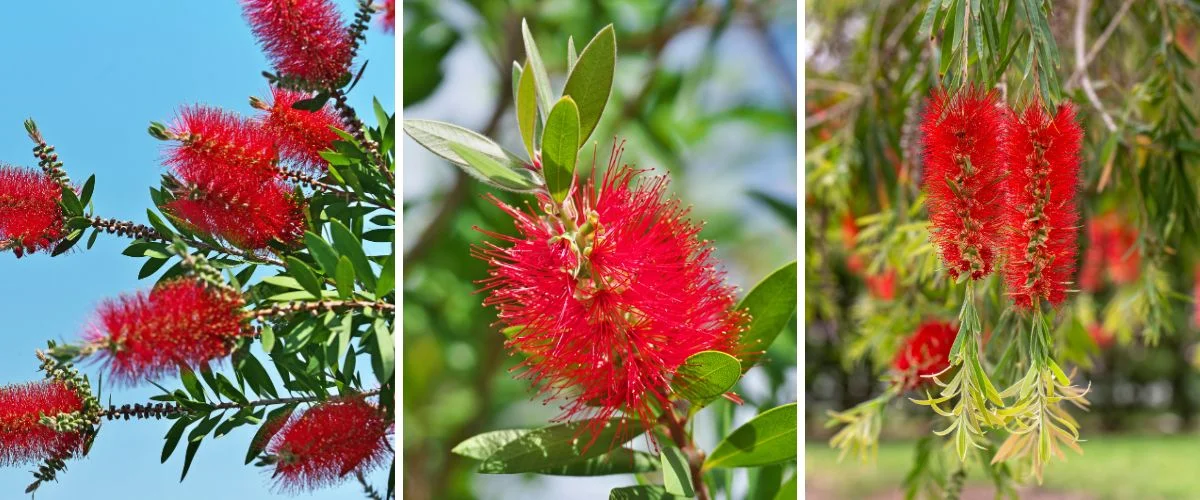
[243,0,354,85]
[1003,102,1083,309]
[163,105,306,249]
[474,158,747,444]
[1088,323,1115,350]
[920,88,1008,280]
[892,320,957,389]
[866,269,897,301]
[1079,218,1106,293]
[0,381,86,466]
[1101,215,1140,285]
[841,212,866,274]
[85,278,248,384]
[378,0,396,34]
[259,88,341,173]
[265,397,390,492]
[0,166,66,257]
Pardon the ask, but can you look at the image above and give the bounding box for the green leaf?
[567,36,578,72]
[79,174,96,207]
[335,256,356,299]
[304,231,340,275]
[672,350,741,410]
[561,24,616,144]
[161,417,192,463]
[59,184,83,215]
[138,256,169,279]
[329,220,377,290]
[737,261,798,373]
[542,96,581,203]
[214,374,248,405]
[704,403,797,470]
[402,119,538,191]
[376,255,396,298]
[773,474,797,500]
[180,366,205,401]
[260,324,276,353]
[749,464,784,500]
[448,142,540,192]
[516,60,538,160]
[245,404,295,464]
[452,429,529,460]
[454,429,656,476]
[477,418,642,473]
[521,18,555,120]
[511,61,523,104]
[609,486,682,500]
[146,209,174,237]
[373,318,394,381]
[180,439,202,481]
[285,256,323,298]
[660,445,694,497]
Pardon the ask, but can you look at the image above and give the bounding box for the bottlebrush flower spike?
[892,320,957,389]
[85,278,249,384]
[1088,323,1115,350]
[165,105,279,184]
[0,165,66,257]
[243,0,354,85]
[265,396,390,492]
[257,88,341,173]
[166,180,307,250]
[378,0,396,34]
[866,269,897,301]
[0,380,87,466]
[1003,101,1083,308]
[920,88,1008,280]
[474,151,748,445]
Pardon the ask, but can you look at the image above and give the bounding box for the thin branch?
[1064,0,1135,90]
[100,388,383,420]
[1074,0,1118,132]
[249,299,395,320]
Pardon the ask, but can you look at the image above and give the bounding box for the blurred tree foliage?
[403,0,797,498]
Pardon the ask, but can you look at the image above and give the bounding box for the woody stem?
[100,388,383,420]
[249,300,395,320]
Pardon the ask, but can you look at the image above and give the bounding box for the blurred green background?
[402,0,797,498]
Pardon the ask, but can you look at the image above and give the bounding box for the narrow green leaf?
[542,96,581,203]
[214,374,248,405]
[138,256,168,279]
[180,366,205,401]
[260,324,276,353]
[704,403,797,470]
[609,486,681,500]
[477,418,642,473]
[517,60,538,160]
[161,417,192,463]
[285,256,323,298]
[146,209,174,237]
[773,474,797,500]
[672,350,741,410]
[79,175,96,207]
[660,445,694,497]
[561,24,616,144]
[511,61,523,104]
[329,220,377,290]
[402,119,538,191]
[245,404,295,464]
[179,439,202,481]
[454,429,655,476]
[376,255,396,298]
[304,231,340,275]
[737,261,799,372]
[521,18,555,120]
[335,256,356,299]
[567,36,578,72]
[453,429,530,460]
[918,0,942,40]
[373,318,394,381]
[448,142,540,192]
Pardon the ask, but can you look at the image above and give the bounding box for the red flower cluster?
[0,166,66,257]
[840,212,866,273]
[164,105,306,249]
[1088,323,1115,350]
[0,381,86,466]
[920,88,1008,280]
[866,269,897,301]
[1080,213,1140,292]
[379,0,396,34]
[86,278,248,384]
[475,161,747,442]
[1003,103,1083,308]
[243,0,353,85]
[258,88,341,173]
[892,321,957,389]
[265,397,390,492]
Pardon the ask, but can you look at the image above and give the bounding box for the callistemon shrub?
[162,105,307,249]
[892,321,956,389]
[919,87,1007,280]
[0,381,86,466]
[243,0,353,86]
[85,278,248,384]
[476,164,748,440]
[264,397,391,492]
[1003,102,1082,308]
[0,165,66,257]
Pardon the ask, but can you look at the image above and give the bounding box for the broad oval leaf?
[737,261,798,373]
[562,24,616,145]
[477,418,643,474]
[521,18,555,120]
[671,350,741,411]
[447,142,539,193]
[660,445,694,497]
[703,403,797,470]
[542,97,581,203]
[516,60,538,161]
[402,119,537,191]
[538,448,657,476]
[774,473,797,500]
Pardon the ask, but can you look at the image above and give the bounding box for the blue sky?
[0,2,394,498]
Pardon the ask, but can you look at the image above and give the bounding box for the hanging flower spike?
[265,397,391,492]
[474,158,748,446]
[378,0,396,34]
[893,321,957,389]
[920,87,1008,281]
[1088,323,1115,350]
[257,88,341,173]
[865,269,897,301]
[1079,217,1106,293]
[85,278,249,384]
[0,166,66,257]
[1003,101,1083,309]
[0,381,87,466]
[162,105,306,249]
[243,0,354,86]
[1102,215,1140,285]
